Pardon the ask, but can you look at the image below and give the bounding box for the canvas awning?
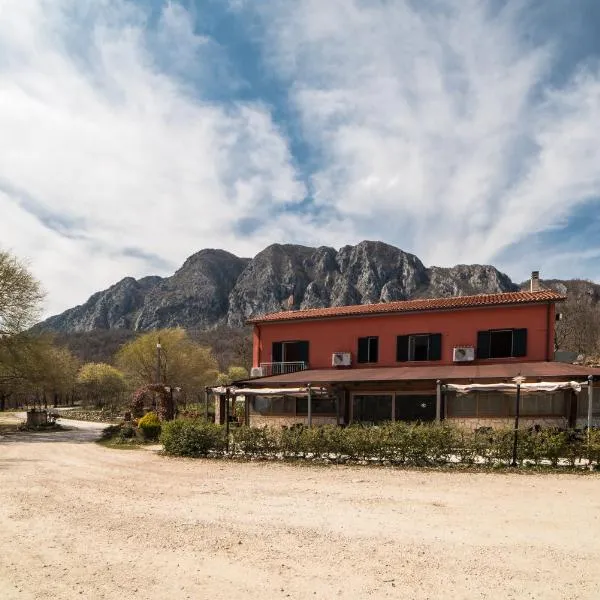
[209,386,327,396]
[445,381,585,394]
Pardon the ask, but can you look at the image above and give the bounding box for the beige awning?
[209,386,327,396]
[445,381,585,394]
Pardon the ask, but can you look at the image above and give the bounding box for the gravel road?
[1,419,600,599]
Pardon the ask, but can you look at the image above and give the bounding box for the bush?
[159,418,600,469]
[138,411,161,442]
[160,420,226,457]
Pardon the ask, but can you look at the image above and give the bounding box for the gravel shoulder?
[1,421,600,600]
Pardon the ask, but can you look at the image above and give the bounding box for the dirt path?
[1,423,600,600]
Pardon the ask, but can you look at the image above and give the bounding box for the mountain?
[37,240,527,333]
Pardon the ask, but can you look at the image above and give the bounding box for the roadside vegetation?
[156,420,600,470]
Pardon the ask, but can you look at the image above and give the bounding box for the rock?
[37,240,589,334]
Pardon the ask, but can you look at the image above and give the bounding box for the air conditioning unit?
[250,367,264,378]
[453,347,475,362]
[332,352,352,367]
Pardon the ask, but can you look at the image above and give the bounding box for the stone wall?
[248,414,337,428]
[447,417,568,430]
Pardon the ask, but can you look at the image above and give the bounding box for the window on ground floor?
[251,395,337,416]
[352,394,392,424]
[446,391,567,418]
[577,388,600,417]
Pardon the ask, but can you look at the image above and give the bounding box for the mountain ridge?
[36,240,596,334]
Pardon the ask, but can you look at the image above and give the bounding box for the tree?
[215,366,249,386]
[0,250,44,335]
[77,363,127,409]
[0,335,79,410]
[555,296,600,355]
[115,329,219,397]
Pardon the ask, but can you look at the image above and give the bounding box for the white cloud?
[0,0,306,316]
[2,0,600,319]
[253,0,600,267]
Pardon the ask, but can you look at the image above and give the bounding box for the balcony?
[259,361,308,377]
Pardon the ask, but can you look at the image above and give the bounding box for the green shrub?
[160,420,226,457]
[138,411,161,442]
[233,426,278,457]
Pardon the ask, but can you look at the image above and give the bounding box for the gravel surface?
[1,419,600,599]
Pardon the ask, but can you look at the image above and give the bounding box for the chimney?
[530,271,540,292]
[285,294,294,310]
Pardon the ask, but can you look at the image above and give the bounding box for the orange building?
[216,275,600,429]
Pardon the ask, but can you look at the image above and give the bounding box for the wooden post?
[225,388,230,453]
[307,384,312,428]
[435,380,442,423]
[511,383,522,467]
[587,375,594,445]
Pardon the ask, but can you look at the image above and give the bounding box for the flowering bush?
[137,411,161,441]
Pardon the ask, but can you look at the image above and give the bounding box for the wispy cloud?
[248,0,600,271]
[0,0,305,315]
[1,0,600,317]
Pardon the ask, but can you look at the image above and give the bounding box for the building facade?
[215,283,600,429]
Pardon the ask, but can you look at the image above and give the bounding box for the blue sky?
[1,0,600,316]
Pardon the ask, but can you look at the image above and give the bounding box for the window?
[352,394,392,423]
[296,397,337,415]
[357,336,379,363]
[397,333,442,362]
[252,395,296,415]
[252,395,337,416]
[477,329,527,359]
[446,391,566,418]
[272,341,309,364]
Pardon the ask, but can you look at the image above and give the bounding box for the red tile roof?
[239,361,600,386]
[247,290,566,324]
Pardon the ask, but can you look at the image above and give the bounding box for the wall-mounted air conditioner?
[332,352,352,367]
[250,366,264,378]
[453,347,475,362]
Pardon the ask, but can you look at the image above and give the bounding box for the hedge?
[160,420,600,468]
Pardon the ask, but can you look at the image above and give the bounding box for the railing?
[259,361,308,377]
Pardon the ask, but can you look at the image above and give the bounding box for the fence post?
[307,384,312,428]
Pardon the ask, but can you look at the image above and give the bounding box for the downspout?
[545,302,551,362]
[256,325,261,367]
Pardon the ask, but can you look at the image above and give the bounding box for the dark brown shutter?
[397,335,409,362]
[297,341,310,364]
[429,333,442,361]
[272,342,283,362]
[357,337,369,363]
[512,329,527,357]
[369,337,379,363]
[477,331,490,359]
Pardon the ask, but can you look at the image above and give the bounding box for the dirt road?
[1,420,600,599]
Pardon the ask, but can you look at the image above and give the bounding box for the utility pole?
[156,338,162,384]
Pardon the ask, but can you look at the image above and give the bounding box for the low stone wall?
[447,417,568,430]
[248,414,337,428]
[575,417,600,429]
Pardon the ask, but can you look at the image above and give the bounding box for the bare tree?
[0,250,44,335]
[555,296,600,356]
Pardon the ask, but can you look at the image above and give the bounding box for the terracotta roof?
[239,362,600,386]
[247,290,566,324]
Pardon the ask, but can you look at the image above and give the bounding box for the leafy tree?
[215,366,249,386]
[115,329,219,399]
[77,362,127,409]
[0,335,79,410]
[0,250,44,335]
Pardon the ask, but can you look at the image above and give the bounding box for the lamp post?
[156,338,162,385]
[511,375,526,467]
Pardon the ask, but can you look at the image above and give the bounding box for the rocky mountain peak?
[36,241,522,333]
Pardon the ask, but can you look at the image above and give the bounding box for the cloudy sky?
[2,0,600,317]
